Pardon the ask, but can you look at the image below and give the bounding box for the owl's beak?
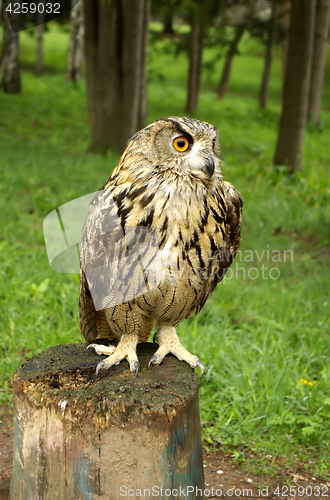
[204,151,215,178]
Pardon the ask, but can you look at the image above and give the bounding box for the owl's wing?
[195,180,243,314]
[79,267,113,341]
[79,183,160,340]
[79,188,120,341]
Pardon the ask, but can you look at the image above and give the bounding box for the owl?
[79,116,242,377]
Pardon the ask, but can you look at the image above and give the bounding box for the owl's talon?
[96,360,107,376]
[131,360,140,376]
[148,355,160,369]
[196,360,204,379]
[87,343,96,351]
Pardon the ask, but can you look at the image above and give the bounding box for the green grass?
[1,22,330,479]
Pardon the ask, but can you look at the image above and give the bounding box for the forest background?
[0,0,330,481]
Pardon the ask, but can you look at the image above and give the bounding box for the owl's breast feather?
[148,186,217,272]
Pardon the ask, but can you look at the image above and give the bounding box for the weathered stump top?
[14,341,199,430]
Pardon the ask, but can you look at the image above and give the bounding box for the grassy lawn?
[0,23,330,479]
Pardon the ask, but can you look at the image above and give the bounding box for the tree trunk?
[307,0,330,128]
[217,24,245,100]
[84,0,149,154]
[273,0,316,172]
[281,0,291,91]
[185,12,204,114]
[1,1,21,93]
[259,3,275,109]
[137,0,150,130]
[67,0,85,83]
[35,1,45,77]
[10,342,204,500]
[163,8,174,35]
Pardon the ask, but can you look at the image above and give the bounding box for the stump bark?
[10,342,204,500]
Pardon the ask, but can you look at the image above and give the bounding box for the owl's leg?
[87,333,140,376]
[148,326,204,377]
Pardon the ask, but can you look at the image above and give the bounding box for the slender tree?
[1,0,21,93]
[274,0,316,172]
[185,0,221,112]
[137,0,150,130]
[67,0,85,82]
[35,0,45,76]
[307,0,330,128]
[152,0,181,36]
[281,0,291,89]
[185,8,204,113]
[163,7,175,35]
[217,24,245,100]
[84,0,150,153]
[258,2,276,109]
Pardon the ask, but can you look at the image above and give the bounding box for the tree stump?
[10,342,204,500]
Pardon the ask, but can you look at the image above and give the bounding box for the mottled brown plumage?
[79,116,242,375]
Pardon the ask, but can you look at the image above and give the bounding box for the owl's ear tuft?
[127,125,154,146]
[126,131,141,145]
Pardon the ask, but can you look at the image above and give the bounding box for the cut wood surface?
[10,342,204,500]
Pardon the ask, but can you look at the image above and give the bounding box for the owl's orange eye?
[173,136,190,152]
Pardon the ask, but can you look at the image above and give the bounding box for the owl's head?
[123,116,221,183]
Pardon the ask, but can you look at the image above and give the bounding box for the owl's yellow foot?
[148,326,204,377]
[87,334,140,376]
